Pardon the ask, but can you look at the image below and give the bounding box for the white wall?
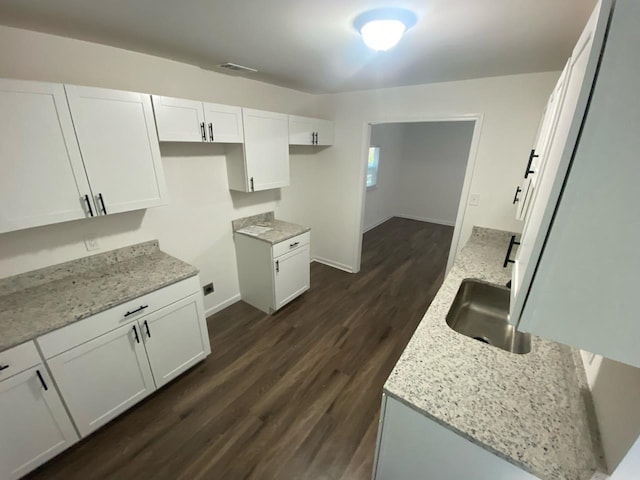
[397,121,474,226]
[308,72,559,271]
[0,25,318,315]
[363,124,405,231]
[363,121,475,232]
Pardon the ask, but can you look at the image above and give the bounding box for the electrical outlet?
[84,235,101,251]
[468,194,480,206]
[203,283,214,295]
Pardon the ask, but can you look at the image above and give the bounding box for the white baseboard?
[205,293,241,317]
[395,214,456,227]
[362,216,394,234]
[311,256,354,273]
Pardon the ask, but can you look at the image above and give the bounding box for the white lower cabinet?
[374,395,537,480]
[142,292,210,388]
[38,276,210,439]
[0,361,78,480]
[274,245,311,311]
[235,231,310,314]
[46,322,156,437]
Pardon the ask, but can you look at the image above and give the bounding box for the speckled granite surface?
[232,212,310,244]
[384,227,603,480]
[0,241,198,353]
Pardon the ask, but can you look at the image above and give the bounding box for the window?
[366,146,380,189]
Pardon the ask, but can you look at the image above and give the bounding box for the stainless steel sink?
[446,279,531,354]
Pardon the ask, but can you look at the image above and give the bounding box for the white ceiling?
[0,0,597,94]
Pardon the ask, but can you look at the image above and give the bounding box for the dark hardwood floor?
[27,218,453,480]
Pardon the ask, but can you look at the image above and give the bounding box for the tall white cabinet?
[0,80,93,233]
[510,0,640,368]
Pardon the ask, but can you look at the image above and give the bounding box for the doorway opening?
[356,115,483,273]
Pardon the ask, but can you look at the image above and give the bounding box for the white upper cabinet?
[152,95,244,143]
[66,85,167,215]
[0,79,93,233]
[288,115,334,146]
[511,0,640,367]
[152,96,206,142]
[203,102,244,143]
[226,108,289,192]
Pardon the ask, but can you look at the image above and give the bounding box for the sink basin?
[446,279,531,354]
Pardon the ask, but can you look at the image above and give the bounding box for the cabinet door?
[516,60,570,221]
[288,115,334,146]
[65,85,167,215]
[152,95,206,142]
[203,102,244,143]
[274,244,310,310]
[0,366,78,480]
[243,108,289,191]
[47,322,156,437]
[141,293,210,388]
[510,0,610,325]
[0,79,93,234]
[288,115,315,145]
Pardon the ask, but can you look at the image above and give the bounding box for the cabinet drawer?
[0,341,41,382]
[273,231,310,258]
[37,275,200,359]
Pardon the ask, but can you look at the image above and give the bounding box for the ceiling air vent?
[217,63,258,74]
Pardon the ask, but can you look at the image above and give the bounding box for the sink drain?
[473,336,491,345]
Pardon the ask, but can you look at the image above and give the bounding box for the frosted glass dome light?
[354,8,417,52]
[360,19,407,51]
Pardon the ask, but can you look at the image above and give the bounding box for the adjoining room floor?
[27,218,453,480]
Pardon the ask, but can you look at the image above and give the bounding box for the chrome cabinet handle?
[143,320,151,338]
[132,325,140,344]
[200,122,206,141]
[0,365,9,371]
[208,123,214,142]
[289,241,300,248]
[275,260,280,273]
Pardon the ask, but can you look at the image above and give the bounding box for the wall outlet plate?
[203,283,214,295]
[84,235,101,251]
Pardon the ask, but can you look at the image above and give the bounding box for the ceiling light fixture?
[354,8,417,52]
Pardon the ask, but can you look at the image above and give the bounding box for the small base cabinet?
[0,344,78,480]
[235,232,310,314]
[37,275,210,438]
[373,395,537,480]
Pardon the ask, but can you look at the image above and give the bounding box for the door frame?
[354,114,484,273]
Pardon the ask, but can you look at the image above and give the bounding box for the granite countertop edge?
[231,212,311,245]
[382,226,601,480]
[0,241,199,353]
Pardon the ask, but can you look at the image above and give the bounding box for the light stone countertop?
[384,227,604,480]
[232,211,310,245]
[0,241,198,353]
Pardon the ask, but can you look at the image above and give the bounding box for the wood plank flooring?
[27,218,453,480]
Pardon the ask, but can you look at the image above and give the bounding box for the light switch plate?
[84,235,101,251]
[469,194,480,206]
